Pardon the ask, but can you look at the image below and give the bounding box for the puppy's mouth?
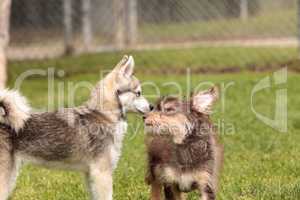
[143,117,154,129]
[144,123,156,135]
[144,120,152,127]
[145,122,152,127]
[137,108,147,115]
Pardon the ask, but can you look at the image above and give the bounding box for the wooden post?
[298,0,300,58]
[240,0,248,21]
[126,0,138,46]
[113,0,125,50]
[82,0,92,51]
[0,0,11,89]
[63,0,74,55]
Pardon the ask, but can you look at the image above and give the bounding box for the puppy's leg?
[164,185,184,200]
[200,184,216,200]
[0,149,14,200]
[163,185,174,200]
[200,139,223,200]
[87,159,113,200]
[145,163,155,186]
[8,158,22,195]
[151,181,162,200]
[0,164,11,200]
[212,143,224,193]
[87,168,113,200]
[195,171,216,200]
[171,186,185,200]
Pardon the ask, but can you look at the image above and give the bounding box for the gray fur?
[0,55,151,200]
[14,109,113,163]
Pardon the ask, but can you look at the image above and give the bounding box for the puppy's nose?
[149,104,154,111]
[143,112,150,121]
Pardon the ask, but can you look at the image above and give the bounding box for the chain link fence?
[8,0,298,60]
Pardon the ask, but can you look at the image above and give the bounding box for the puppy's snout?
[144,114,154,126]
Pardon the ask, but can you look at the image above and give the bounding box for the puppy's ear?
[192,86,219,114]
[115,55,135,78]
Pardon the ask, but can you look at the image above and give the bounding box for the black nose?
[143,115,147,121]
[149,104,154,111]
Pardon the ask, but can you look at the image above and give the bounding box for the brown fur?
[145,89,223,200]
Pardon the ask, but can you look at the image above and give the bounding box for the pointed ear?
[114,55,135,78]
[192,86,219,114]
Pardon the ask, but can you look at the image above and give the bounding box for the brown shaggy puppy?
[144,87,223,200]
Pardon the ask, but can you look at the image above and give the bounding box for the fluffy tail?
[0,89,31,132]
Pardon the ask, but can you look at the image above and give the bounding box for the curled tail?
[0,89,31,132]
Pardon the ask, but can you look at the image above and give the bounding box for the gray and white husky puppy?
[0,55,152,200]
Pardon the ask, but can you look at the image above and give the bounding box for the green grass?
[8,47,298,82]
[6,48,300,199]
[141,9,297,42]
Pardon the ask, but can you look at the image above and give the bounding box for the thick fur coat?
[145,87,223,200]
[0,56,151,200]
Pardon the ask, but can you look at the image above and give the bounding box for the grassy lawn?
[6,49,300,199]
[8,47,298,81]
[141,9,297,42]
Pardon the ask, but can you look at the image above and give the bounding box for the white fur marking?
[110,120,127,169]
[0,89,31,131]
[163,167,209,191]
[134,96,150,114]
[89,166,113,200]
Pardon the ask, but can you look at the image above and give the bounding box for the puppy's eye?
[136,91,141,97]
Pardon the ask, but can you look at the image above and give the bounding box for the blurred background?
[0,1,300,200]
[8,0,298,59]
